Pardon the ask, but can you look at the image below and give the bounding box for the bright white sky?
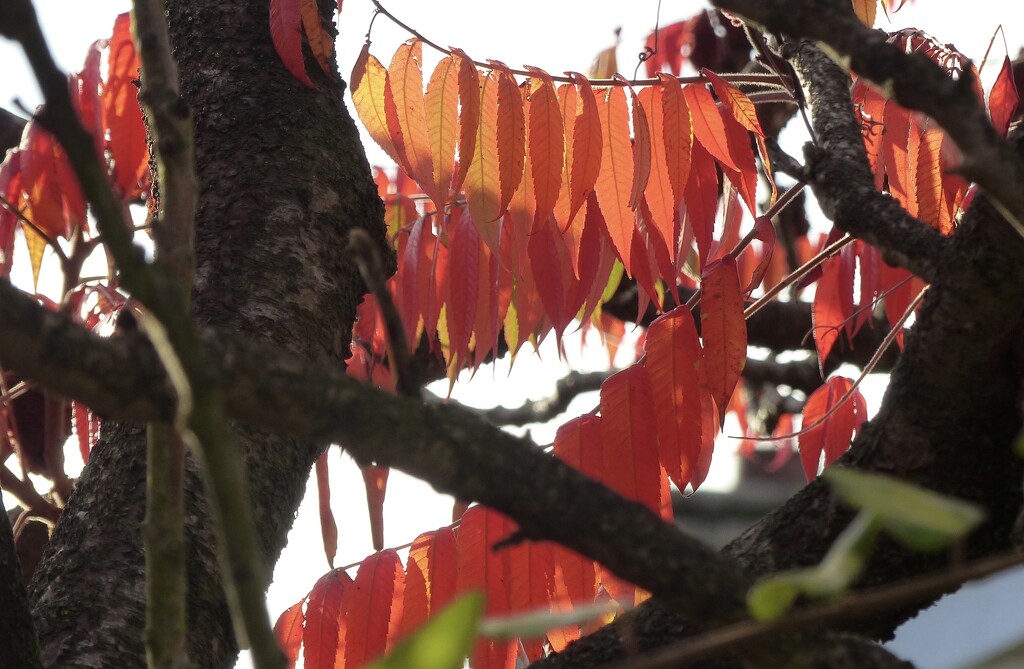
[1,1,1021,668]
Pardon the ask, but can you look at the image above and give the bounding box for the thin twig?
[369,0,788,89]
[603,549,1024,669]
[346,228,420,397]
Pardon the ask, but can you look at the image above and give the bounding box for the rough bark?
[27,0,388,665]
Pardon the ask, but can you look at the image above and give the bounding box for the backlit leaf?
[702,69,764,136]
[490,61,526,218]
[638,85,676,262]
[363,465,389,551]
[369,593,483,669]
[300,0,334,78]
[812,254,849,369]
[425,56,461,210]
[315,453,337,567]
[465,70,503,237]
[700,255,746,418]
[594,85,635,272]
[599,366,663,515]
[389,40,437,204]
[304,570,353,669]
[351,45,402,165]
[344,550,405,667]
[269,0,317,89]
[523,67,564,230]
[274,600,304,668]
[657,74,692,224]
[451,48,481,195]
[798,377,864,480]
[644,306,705,490]
[104,13,148,199]
[565,73,603,227]
[683,83,738,172]
[852,0,877,27]
[989,55,1019,138]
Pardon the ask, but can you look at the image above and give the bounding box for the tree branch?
[0,503,43,669]
[713,0,1024,237]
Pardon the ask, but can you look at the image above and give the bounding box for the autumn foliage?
[1,0,1022,667]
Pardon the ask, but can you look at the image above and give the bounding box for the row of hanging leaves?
[264,3,1021,667]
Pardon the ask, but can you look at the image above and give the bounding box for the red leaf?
[700,255,746,418]
[274,600,305,668]
[743,216,776,295]
[502,535,555,661]
[269,0,317,89]
[989,55,1019,138]
[624,81,653,210]
[812,254,849,369]
[446,209,481,365]
[457,506,516,669]
[315,452,338,567]
[644,306,705,490]
[490,61,526,219]
[599,366,664,516]
[881,102,913,211]
[594,85,636,272]
[343,550,404,667]
[402,525,458,637]
[528,214,571,336]
[684,142,718,267]
[303,570,352,669]
[798,377,865,480]
[362,465,389,552]
[564,73,603,228]
[683,83,738,171]
[451,48,481,196]
[658,74,693,230]
[718,111,758,215]
[523,66,564,230]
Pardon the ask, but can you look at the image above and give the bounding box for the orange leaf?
[523,66,564,230]
[916,125,944,232]
[594,85,635,273]
[798,377,865,479]
[881,102,913,212]
[425,56,461,210]
[565,73,603,227]
[351,44,402,165]
[274,601,304,668]
[269,0,317,89]
[300,0,334,78]
[700,255,746,418]
[618,78,652,210]
[314,453,338,567]
[643,307,705,490]
[362,465,389,551]
[683,83,738,172]
[657,74,693,223]
[852,0,877,27]
[451,48,481,195]
[343,550,404,667]
[389,40,437,204]
[490,61,526,218]
[303,570,352,669]
[599,366,663,516]
[989,55,1019,138]
[502,535,555,662]
[638,85,677,262]
[719,112,758,214]
[702,69,764,137]
[465,70,503,238]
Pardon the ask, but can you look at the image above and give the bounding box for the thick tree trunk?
[28,0,388,665]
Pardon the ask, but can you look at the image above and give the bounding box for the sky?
[2,1,1023,667]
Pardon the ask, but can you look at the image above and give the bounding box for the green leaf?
[747,512,880,620]
[825,467,984,551]
[368,592,484,669]
[478,599,625,641]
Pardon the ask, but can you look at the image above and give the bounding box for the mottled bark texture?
[28,0,388,665]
